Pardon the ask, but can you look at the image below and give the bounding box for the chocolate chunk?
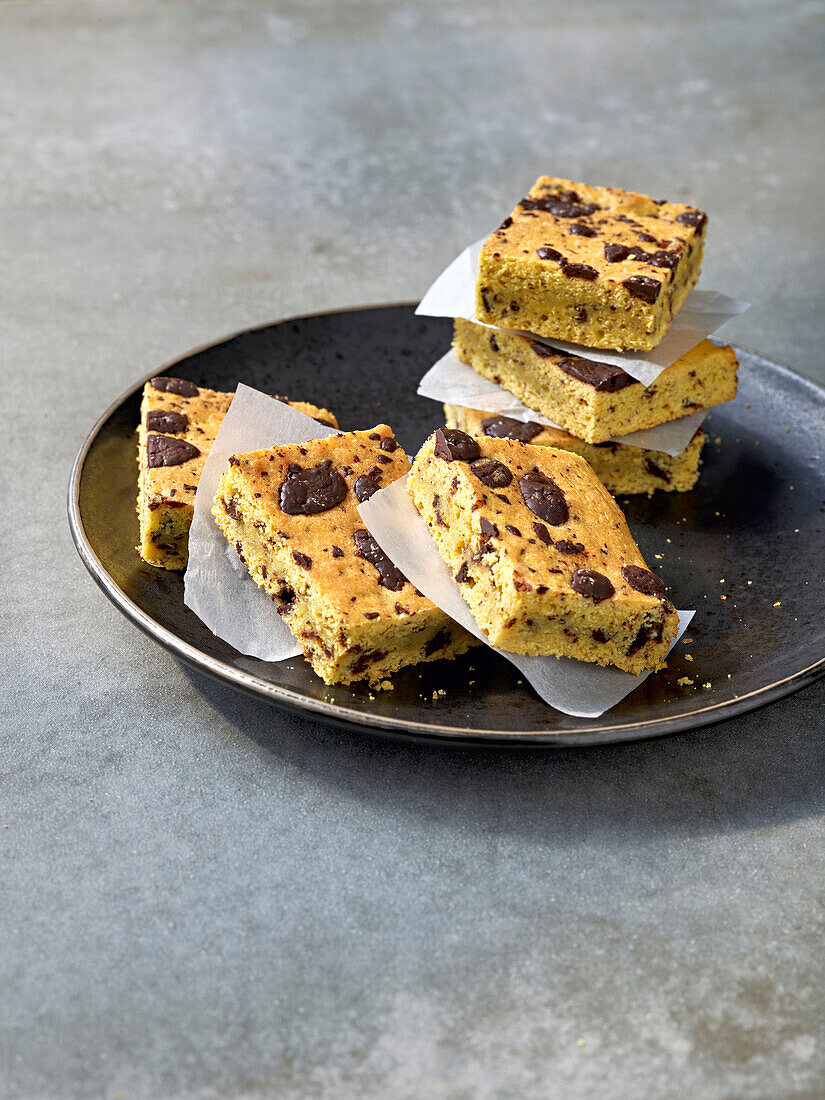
[489,334,499,353]
[644,457,671,482]
[570,569,615,602]
[499,216,513,231]
[353,529,407,591]
[433,428,481,463]
[351,650,388,675]
[292,550,312,569]
[331,545,344,558]
[279,460,347,515]
[513,578,532,592]
[676,209,707,230]
[569,222,596,237]
[146,434,200,468]
[183,483,198,492]
[147,409,188,434]
[519,471,569,525]
[314,416,337,429]
[622,564,667,600]
[530,341,558,360]
[455,562,471,584]
[537,246,564,262]
[636,249,680,270]
[634,230,657,243]
[481,415,543,443]
[592,629,609,643]
[380,437,398,452]
[505,524,521,536]
[469,457,513,488]
[623,275,661,303]
[480,288,491,312]
[556,539,584,554]
[150,376,199,397]
[480,516,498,539]
[556,355,636,393]
[560,261,598,281]
[519,195,599,218]
[364,612,379,620]
[532,522,553,546]
[424,629,450,656]
[275,584,295,607]
[604,243,631,263]
[354,473,380,502]
[368,432,381,440]
[340,465,354,477]
[375,454,392,464]
[221,496,242,522]
[626,623,653,656]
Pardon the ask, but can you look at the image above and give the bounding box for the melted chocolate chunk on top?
[604,242,632,263]
[519,470,569,525]
[433,428,481,463]
[623,275,662,303]
[621,564,667,600]
[676,209,707,230]
[557,356,637,393]
[536,246,564,262]
[150,376,199,397]
[279,460,347,515]
[570,569,615,603]
[560,260,598,281]
[519,192,600,219]
[469,457,513,488]
[353,529,407,592]
[354,473,381,503]
[146,434,200,468]
[481,416,544,443]
[147,409,188,434]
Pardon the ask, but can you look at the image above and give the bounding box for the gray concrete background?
[2,1,824,1096]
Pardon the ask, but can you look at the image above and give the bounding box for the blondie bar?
[407,428,679,673]
[444,406,705,496]
[137,376,338,570]
[475,177,707,350]
[453,320,737,444]
[211,426,475,687]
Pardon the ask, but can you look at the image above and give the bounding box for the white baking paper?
[184,383,343,661]
[359,476,694,717]
[419,349,707,457]
[416,239,750,387]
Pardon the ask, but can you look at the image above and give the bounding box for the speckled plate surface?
[68,305,825,746]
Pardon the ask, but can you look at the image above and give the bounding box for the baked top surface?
[217,426,443,624]
[411,429,677,615]
[480,175,706,299]
[140,378,339,504]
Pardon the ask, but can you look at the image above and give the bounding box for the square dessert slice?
[444,406,705,496]
[475,176,707,350]
[137,376,338,570]
[408,428,679,673]
[211,426,475,687]
[453,320,737,443]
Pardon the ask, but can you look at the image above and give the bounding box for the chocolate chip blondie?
[137,377,338,570]
[453,320,737,444]
[475,177,707,350]
[408,428,679,673]
[444,407,706,496]
[211,426,475,687]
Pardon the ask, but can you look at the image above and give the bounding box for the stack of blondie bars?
[441,177,738,497]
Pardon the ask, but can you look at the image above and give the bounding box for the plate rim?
[67,304,825,747]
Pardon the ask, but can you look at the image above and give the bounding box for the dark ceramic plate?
[68,305,825,746]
